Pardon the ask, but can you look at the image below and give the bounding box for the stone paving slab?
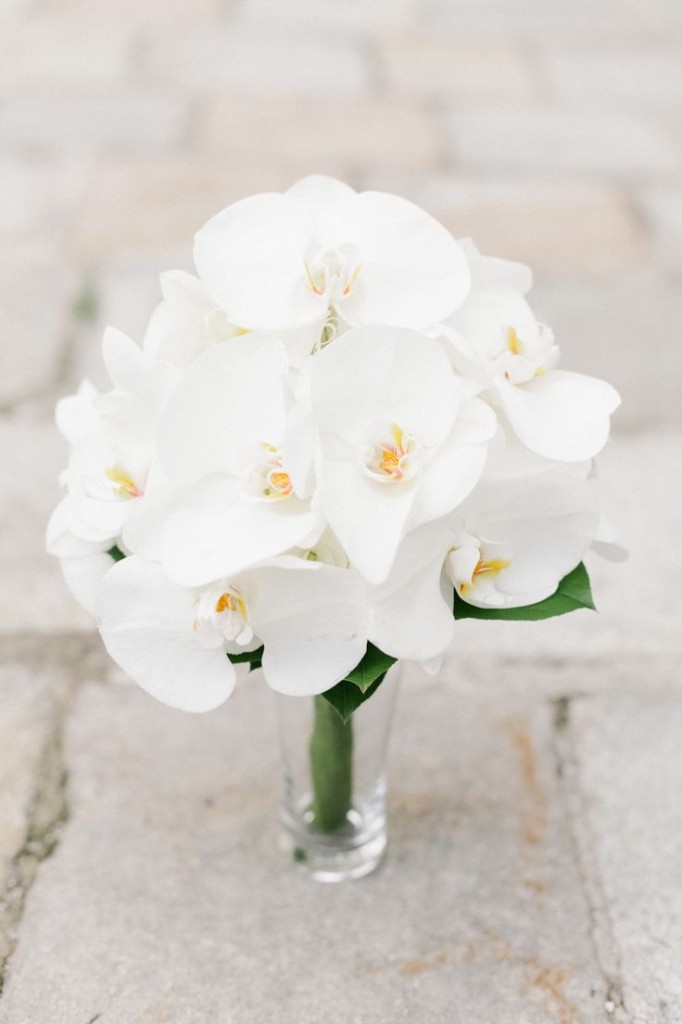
[145,27,372,96]
[0,666,611,1024]
[0,647,78,973]
[194,95,442,173]
[571,680,682,1023]
[0,251,76,407]
[529,286,682,432]
[447,107,682,181]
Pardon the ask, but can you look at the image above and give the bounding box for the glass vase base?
[281,806,387,883]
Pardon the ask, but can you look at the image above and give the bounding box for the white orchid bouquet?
[48,176,621,833]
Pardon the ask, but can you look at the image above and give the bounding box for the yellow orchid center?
[215,589,248,620]
[459,556,511,597]
[193,583,253,648]
[251,443,293,501]
[105,464,143,500]
[507,327,524,356]
[366,423,417,484]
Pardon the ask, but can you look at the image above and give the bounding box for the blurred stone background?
[0,1,681,1021]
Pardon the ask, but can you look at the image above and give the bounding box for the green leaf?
[107,545,126,562]
[343,642,396,692]
[453,562,596,621]
[227,647,264,671]
[321,673,387,724]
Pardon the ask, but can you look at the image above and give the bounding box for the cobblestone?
[0,12,133,87]
[0,251,75,406]
[0,86,188,156]
[544,47,682,110]
[531,284,682,429]
[146,27,371,95]
[195,96,442,172]
[378,35,537,102]
[572,683,682,1020]
[447,108,682,180]
[639,187,682,276]
[235,0,425,38]
[0,158,87,241]
[40,0,223,29]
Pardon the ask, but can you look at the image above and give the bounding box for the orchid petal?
[194,192,323,329]
[243,558,368,695]
[160,475,322,586]
[339,191,471,328]
[157,334,289,484]
[100,557,236,712]
[495,370,621,462]
[368,523,455,661]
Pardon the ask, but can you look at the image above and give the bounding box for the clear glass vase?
[276,669,399,882]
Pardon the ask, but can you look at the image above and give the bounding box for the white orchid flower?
[310,324,496,585]
[143,269,322,369]
[194,175,471,333]
[99,555,368,711]
[367,467,599,660]
[144,270,249,367]
[46,499,118,616]
[458,237,533,295]
[592,514,628,562]
[148,334,322,587]
[444,246,620,462]
[55,378,100,445]
[50,328,179,549]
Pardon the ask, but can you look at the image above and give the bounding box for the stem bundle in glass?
[309,695,353,832]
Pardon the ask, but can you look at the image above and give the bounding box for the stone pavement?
[1,0,681,1020]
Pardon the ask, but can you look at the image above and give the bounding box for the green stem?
[309,695,353,833]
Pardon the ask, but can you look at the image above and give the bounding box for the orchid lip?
[447,540,512,599]
[363,422,418,485]
[303,242,362,303]
[193,583,253,648]
[246,443,294,502]
[83,463,145,502]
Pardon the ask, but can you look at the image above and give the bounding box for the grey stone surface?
[0,667,58,891]
[0,668,610,1023]
[447,108,681,180]
[0,652,74,971]
[0,86,188,156]
[0,251,75,406]
[530,285,682,432]
[571,679,682,1022]
[639,187,682,276]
